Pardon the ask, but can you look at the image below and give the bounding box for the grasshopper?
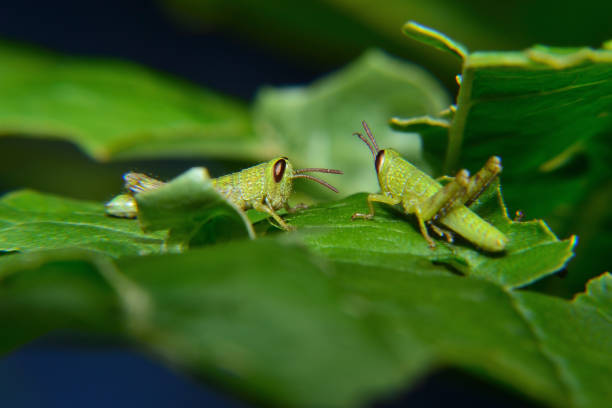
[106,157,342,231]
[351,121,507,252]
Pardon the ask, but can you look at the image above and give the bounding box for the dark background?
[1,0,607,407]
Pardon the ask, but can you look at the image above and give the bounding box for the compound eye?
[375,150,385,173]
[273,158,287,183]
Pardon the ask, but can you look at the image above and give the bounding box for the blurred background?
[0,0,610,407]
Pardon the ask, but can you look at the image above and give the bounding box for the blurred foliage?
[253,49,449,196]
[0,3,611,407]
[0,242,609,407]
[0,40,255,161]
[160,0,612,89]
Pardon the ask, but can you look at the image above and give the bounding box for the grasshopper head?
[265,157,295,208]
[266,157,343,208]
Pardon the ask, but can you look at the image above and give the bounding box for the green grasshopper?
[106,157,342,231]
[351,121,507,252]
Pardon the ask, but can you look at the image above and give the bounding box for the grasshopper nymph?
[106,157,342,232]
[351,121,507,252]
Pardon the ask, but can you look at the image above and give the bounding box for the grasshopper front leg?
[254,200,296,231]
[351,193,401,220]
[412,157,502,248]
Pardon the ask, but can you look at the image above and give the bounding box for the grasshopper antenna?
[354,132,377,158]
[293,167,343,193]
[294,168,343,175]
[353,121,379,159]
[361,121,379,152]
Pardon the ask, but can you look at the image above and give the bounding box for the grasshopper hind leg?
[464,156,502,206]
[423,156,502,221]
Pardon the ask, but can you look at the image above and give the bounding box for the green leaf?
[330,262,571,407]
[0,41,257,161]
[0,190,164,257]
[0,249,128,355]
[253,49,450,196]
[286,182,575,288]
[0,244,410,408]
[2,242,608,407]
[134,167,255,250]
[514,273,612,408]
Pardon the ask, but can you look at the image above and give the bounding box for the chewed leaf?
[0,190,164,257]
[514,275,612,408]
[287,181,575,288]
[573,272,612,319]
[390,115,451,173]
[135,167,255,251]
[402,21,468,60]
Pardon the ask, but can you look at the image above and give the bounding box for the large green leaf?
[286,182,575,288]
[0,178,574,288]
[254,49,450,196]
[514,273,612,408]
[1,241,609,407]
[0,41,256,161]
[0,250,126,355]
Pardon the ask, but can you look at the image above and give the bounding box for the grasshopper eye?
[273,158,287,183]
[375,150,385,173]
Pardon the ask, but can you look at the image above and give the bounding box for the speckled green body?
[107,156,340,232]
[379,149,507,252]
[211,157,294,211]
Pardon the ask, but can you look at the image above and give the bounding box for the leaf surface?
[1,242,608,407]
[514,273,612,408]
[286,182,575,288]
[0,190,164,257]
